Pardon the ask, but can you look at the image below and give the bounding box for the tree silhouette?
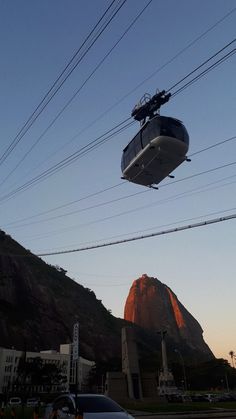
[229,351,235,368]
[16,357,67,393]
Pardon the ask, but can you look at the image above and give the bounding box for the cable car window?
[160,117,189,145]
[125,147,135,167]
[121,144,131,170]
[121,155,125,172]
[123,154,128,169]
[133,132,142,154]
[122,131,141,169]
[142,118,160,148]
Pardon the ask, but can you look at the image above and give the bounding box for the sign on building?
[73,322,79,361]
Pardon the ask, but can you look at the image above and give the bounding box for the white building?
[60,344,95,392]
[0,345,95,395]
[0,347,70,395]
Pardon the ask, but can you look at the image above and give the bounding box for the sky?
[0,0,235,362]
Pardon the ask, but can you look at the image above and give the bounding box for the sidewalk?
[131,408,236,418]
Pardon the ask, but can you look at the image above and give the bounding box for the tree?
[229,350,235,368]
[186,358,236,390]
[41,362,67,392]
[16,357,67,393]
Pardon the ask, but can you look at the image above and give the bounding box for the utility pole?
[73,322,79,417]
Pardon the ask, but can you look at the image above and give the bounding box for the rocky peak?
[124,274,213,357]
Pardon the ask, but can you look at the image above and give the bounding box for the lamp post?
[225,373,229,392]
[174,349,187,392]
[101,374,105,394]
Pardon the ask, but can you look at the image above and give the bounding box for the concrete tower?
[158,331,178,396]
[122,327,143,399]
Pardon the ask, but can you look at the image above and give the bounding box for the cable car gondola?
[121,90,190,188]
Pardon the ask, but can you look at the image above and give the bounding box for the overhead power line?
[167,38,236,93]
[1,213,235,258]
[15,6,235,185]
[0,37,235,204]
[1,8,233,193]
[0,119,134,199]
[2,182,125,227]
[35,214,236,256]
[172,47,236,97]
[3,133,235,228]
[3,148,236,231]
[126,7,236,103]
[5,189,149,229]
[8,172,236,242]
[0,0,152,188]
[0,118,133,204]
[0,0,126,167]
[33,204,236,252]
[31,169,236,240]
[70,8,236,132]
[189,135,236,157]
[161,160,236,188]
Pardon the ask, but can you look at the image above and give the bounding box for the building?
[0,346,70,395]
[60,344,95,392]
[0,345,95,396]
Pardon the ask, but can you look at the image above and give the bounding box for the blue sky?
[0,0,235,361]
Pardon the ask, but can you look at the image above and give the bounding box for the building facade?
[0,345,95,396]
[0,347,70,395]
[60,344,95,392]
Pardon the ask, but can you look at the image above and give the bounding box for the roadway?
[133,410,236,419]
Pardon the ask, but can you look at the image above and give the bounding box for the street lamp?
[174,349,187,392]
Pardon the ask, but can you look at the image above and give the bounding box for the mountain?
[124,274,213,360]
[0,231,213,364]
[0,230,125,361]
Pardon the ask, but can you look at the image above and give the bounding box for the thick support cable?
[35,213,236,256]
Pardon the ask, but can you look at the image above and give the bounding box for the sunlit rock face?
[124,274,212,355]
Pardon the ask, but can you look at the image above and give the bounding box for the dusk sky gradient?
[0,0,235,362]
